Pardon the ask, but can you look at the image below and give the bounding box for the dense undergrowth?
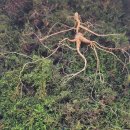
[0,0,130,129]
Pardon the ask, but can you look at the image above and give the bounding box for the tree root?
[25,12,129,84]
[2,12,130,91]
[61,12,130,83]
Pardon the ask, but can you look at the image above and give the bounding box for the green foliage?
[0,0,130,130]
[33,0,42,5]
[22,56,52,98]
[1,97,59,130]
[0,56,55,129]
